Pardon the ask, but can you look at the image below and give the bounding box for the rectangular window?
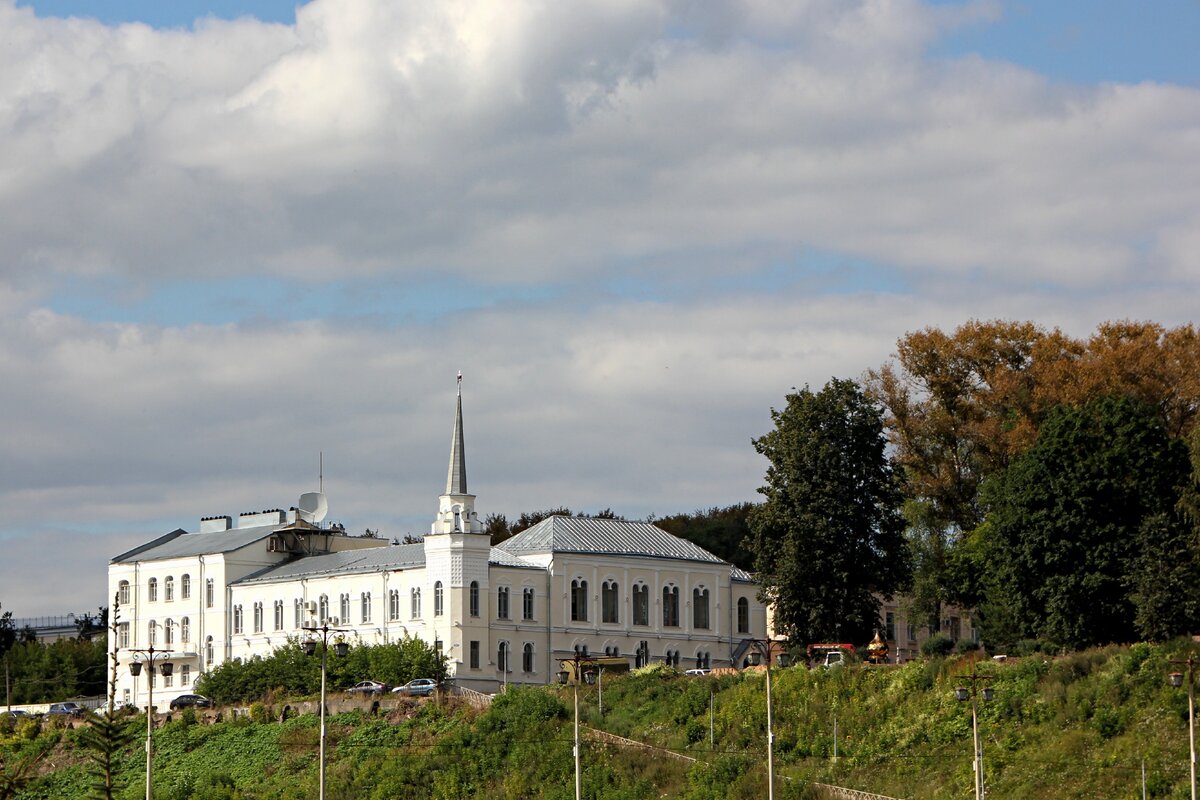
[633,585,649,626]
[181,665,190,686]
[118,623,130,649]
[885,612,896,641]
[233,605,243,634]
[361,592,372,623]
[469,641,479,670]
[497,587,509,620]
[907,622,917,642]
[522,588,534,621]
[206,579,214,609]
[164,670,172,688]
[570,580,587,622]
[295,599,303,629]
[602,582,619,624]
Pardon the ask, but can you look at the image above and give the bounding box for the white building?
[108,383,766,706]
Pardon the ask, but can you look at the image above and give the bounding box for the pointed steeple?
[446,372,467,495]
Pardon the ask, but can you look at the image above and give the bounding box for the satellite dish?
[297,492,328,523]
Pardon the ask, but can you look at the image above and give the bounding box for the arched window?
[498,641,509,673]
[148,620,157,645]
[233,605,244,634]
[665,648,680,668]
[165,576,175,602]
[632,583,649,626]
[522,587,535,620]
[294,598,304,629]
[570,579,588,622]
[737,597,750,634]
[274,600,284,631]
[339,593,351,623]
[522,642,534,673]
[601,581,619,624]
[662,585,680,627]
[497,586,509,620]
[118,580,130,605]
[434,582,444,617]
[319,595,330,623]
[692,587,710,630]
[148,578,158,602]
[180,574,191,600]
[469,581,480,617]
[635,640,650,668]
[361,592,372,623]
[164,619,173,646]
[205,635,214,666]
[411,587,422,619]
[389,590,400,621]
[453,508,462,531]
[253,602,263,633]
[180,617,190,644]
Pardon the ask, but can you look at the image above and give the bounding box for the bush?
[921,633,954,658]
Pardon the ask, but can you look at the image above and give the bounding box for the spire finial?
[457,370,462,396]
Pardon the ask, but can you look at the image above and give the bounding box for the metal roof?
[497,516,729,566]
[234,543,426,585]
[234,542,541,585]
[110,524,280,564]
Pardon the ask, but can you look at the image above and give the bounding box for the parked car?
[169,694,213,711]
[392,678,438,697]
[0,709,31,719]
[347,680,390,695]
[684,668,711,676]
[47,703,86,717]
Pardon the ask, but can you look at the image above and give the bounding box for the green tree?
[978,395,1192,649]
[652,504,755,569]
[747,378,909,645]
[77,594,135,799]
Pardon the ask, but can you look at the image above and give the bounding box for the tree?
[652,504,756,570]
[77,594,135,799]
[747,378,909,645]
[484,513,511,545]
[977,395,1191,649]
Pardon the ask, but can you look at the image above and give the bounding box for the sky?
[1,0,1197,619]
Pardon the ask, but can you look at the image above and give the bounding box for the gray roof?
[111,524,280,564]
[234,541,541,585]
[446,391,467,495]
[235,543,426,585]
[497,516,730,567]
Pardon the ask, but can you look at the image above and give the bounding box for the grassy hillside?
[3,640,1198,799]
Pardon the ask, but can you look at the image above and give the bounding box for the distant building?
[107,381,766,707]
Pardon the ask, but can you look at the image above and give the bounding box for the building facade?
[108,385,766,707]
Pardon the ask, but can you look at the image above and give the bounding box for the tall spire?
[445,372,467,495]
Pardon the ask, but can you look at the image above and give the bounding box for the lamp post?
[127,645,173,800]
[747,639,791,800]
[557,654,587,800]
[302,620,350,800]
[955,667,995,800]
[1169,654,1197,800]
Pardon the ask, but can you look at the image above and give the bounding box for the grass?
[3,639,1198,798]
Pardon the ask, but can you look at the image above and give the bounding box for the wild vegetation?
[3,641,1199,799]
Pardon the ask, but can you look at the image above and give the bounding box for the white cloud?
[0,0,1198,615]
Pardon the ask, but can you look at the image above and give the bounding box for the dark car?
[392,678,438,697]
[169,694,213,711]
[346,680,389,695]
[47,702,86,717]
[0,709,31,720]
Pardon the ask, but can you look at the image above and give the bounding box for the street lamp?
[1169,654,1197,800]
[557,653,588,800]
[302,619,350,800]
[747,639,791,800]
[128,645,173,800]
[955,667,995,800]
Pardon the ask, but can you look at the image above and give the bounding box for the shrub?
[249,702,271,724]
[921,633,954,658]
